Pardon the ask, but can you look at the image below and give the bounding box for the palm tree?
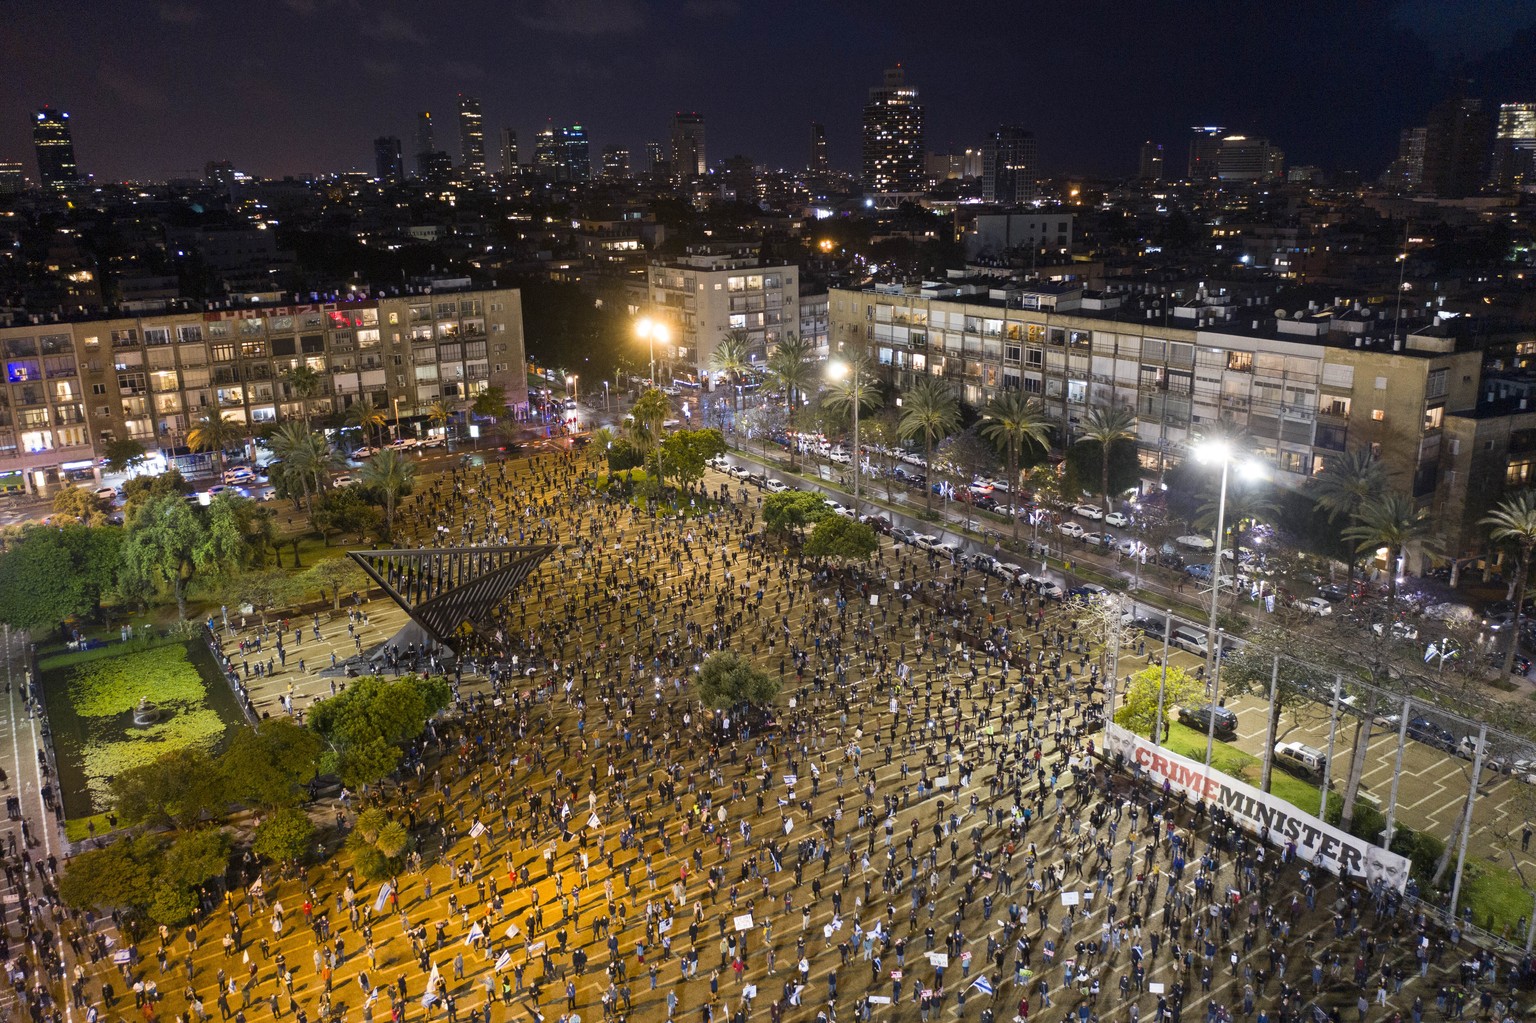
[426,400,452,445]
[187,414,244,475]
[627,388,671,453]
[283,365,323,429]
[710,330,754,412]
[1481,490,1536,676]
[1310,448,1391,580]
[1341,491,1443,602]
[980,391,1052,541]
[360,448,417,539]
[270,422,339,517]
[899,377,961,515]
[823,355,884,494]
[347,398,387,449]
[1075,403,1137,512]
[1195,482,1279,607]
[766,339,815,410]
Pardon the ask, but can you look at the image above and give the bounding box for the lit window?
[1371,409,1385,422]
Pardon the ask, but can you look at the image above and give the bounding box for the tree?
[710,330,754,410]
[227,569,300,623]
[283,365,323,428]
[119,494,243,619]
[1218,634,1333,792]
[1075,404,1138,511]
[52,485,111,526]
[307,674,451,789]
[823,355,885,490]
[187,414,245,475]
[1341,492,1443,601]
[121,469,191,515]
[269,422,341,518]
[109,747,227,830]
[303,556,369,610]
[694,651,780,713]
[311,487,381,545]
[657,429,725,493]
[103,437,150,477]
[253,807,317,866]
[359,448,417,538]
[626,388,671,453]
[1481,490,1536,676]
[980,392,1052,541]
[220,719,324,810]
[0,524,121,630]
[899,378,960,515]
[1114,664,1204,739]
[346,807,412,880]
[1311,449,1392,580]
[427,400,452,443]
[347,398,387,449]
[932,428,998,531]
[804,516,879,565]
[763,490,830,539]
[60,832,164,916]
[1194,481,1279,606]
[471,386,507,419]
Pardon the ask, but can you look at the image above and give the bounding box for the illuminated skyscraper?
[500,128,519,176]
[1422,87,1493,198]
[1492,102,1536,190]
[457,95,485,176]
[601,145,631,180]
[374,136,403,184]
[809,122,828,174]
[1186,126,1225,180]
[33,106,78,190]
[645,141,666,177]
[670,112,706,179]
[861,66,924,194]
[1137,141,1164,181]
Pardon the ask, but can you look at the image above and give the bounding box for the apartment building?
[830,273,1479,504]
[644,250,800,384]
[0,285,526,495]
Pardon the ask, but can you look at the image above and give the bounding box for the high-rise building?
[33,106,78,191]
[1384,127,1428,192]
[1214,135,1284,182]
[861,66,925,194]
[499,129,519,176]
[1186,127,1225,180]
[1137,141,1165,181]
[534,124,560,179]
[809,123,829,174]
[1492,102,1536,190]
[374,136,404,184]
[457,94,485,177]
[601,145,631,180]
[560,125,591,183]
[204,160,236,192]
[670,112,706,180]
[981,125,1038,204]
[0,161,24,195]
[1422,88,1494,198]
[415,112,435,160]
[645,141,666,177]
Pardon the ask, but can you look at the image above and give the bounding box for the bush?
[1390,826,1446,886]
[606,440,644,472]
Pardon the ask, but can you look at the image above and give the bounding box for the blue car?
[1186,563,1213,580]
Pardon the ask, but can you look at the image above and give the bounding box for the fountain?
[132,696,161,727]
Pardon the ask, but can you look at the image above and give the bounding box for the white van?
[1170,626,1209,655]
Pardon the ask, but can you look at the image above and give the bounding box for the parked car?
[1292,596,1333,616]
[1274,741,1327,779]
[1035,580,1065,600]
[931,542,963,560]
[1179,703,1238,739]
[1059,522,1086,539]
[763,478,789,493]
[1185,563,1213,581]
[824,500,855,519]
[858,513,892,534]
[1132,615,1168,639]
[1067,583,1108,601]
[1407,716,1456,750]
[333,474,355,487]
[1117,539,1147,558]
[1072,504,1105,520]
[891,527,918,546]
[1175,534,1215,551]
[1316,583,1349,603]
[912,534,940,551]
[997,562,1029,585]
[93,485,118,501]
[222,467,256,484]
[1104,511,1131,528]
[1084,531,1116,547]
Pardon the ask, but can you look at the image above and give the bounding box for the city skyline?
[3,1,1534,183]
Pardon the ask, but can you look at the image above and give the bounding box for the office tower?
[416,112,435,159]
[374,136,404,183]
[1138,141,1164,181]
[204,160,236,191]
[862,66,924,194]
[1186,127,1225,180]
[559,125,591,182]
[670,112,706,179]
[499,128,519,176]
[1422,87,1494,198]
[457,95,486,176]
[601,145,631,180]
[33,106,78,191]
[645,140,666,177]
[534,124,560,179]
[1492,102,1536,190]
[809,123,829,174]
[1384,127,1427,191]
[981,125,1038,204]
[1214,135,1284,182]
[0,161,23,195]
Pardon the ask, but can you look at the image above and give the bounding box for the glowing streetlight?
[636,318,669,386]
[1192,437,1267,766]
[826,358,866,514]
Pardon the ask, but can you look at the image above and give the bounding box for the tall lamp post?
[636,318,668,387]
[826,358,867,515]
[1192,438,1265,766]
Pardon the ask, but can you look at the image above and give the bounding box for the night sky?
[4,0,1534,183]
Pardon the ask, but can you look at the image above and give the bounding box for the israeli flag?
[1425,642,1438,664]
[972,976,994,996]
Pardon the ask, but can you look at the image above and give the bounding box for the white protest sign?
[1060,891,1080,907]
[869,997,892,1005]
[926,953,949,968]
[734,914,755,932]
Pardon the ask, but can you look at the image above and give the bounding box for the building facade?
[830,275,1478,506]
[861,66,925,195]
[645,251,800,384]
[457,94,486,177]
[1138,141,1164,182]
[374,136,404,184]
[0,286,527,495]
[33,106,78,191]
[1492,102,1536,190]
[982,126,1038,204]
[670,113,706,180]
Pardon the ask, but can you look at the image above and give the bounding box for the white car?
[93,486,118,501]
[1293,597,1333,616]
[1117,539,1146,558]
[931,542,963,560]
[824,501,855,519]
[727,465,751,480]
[1059,521,1086,539]
[1036,580,1065,600]
[763,478,789,494]
[333,474,355,487]
[1175,534,1215,551]
[912,533,940,551]
[420,435,445,448]
[222,467,255,484]
[1104,511,1130,528]
[1083,531,1116,547]
[1072,504,1105,520]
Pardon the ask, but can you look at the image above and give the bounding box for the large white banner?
[1104,723,1410,893]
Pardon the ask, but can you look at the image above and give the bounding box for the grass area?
[37,632,183,673]
[64,812,112,843]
